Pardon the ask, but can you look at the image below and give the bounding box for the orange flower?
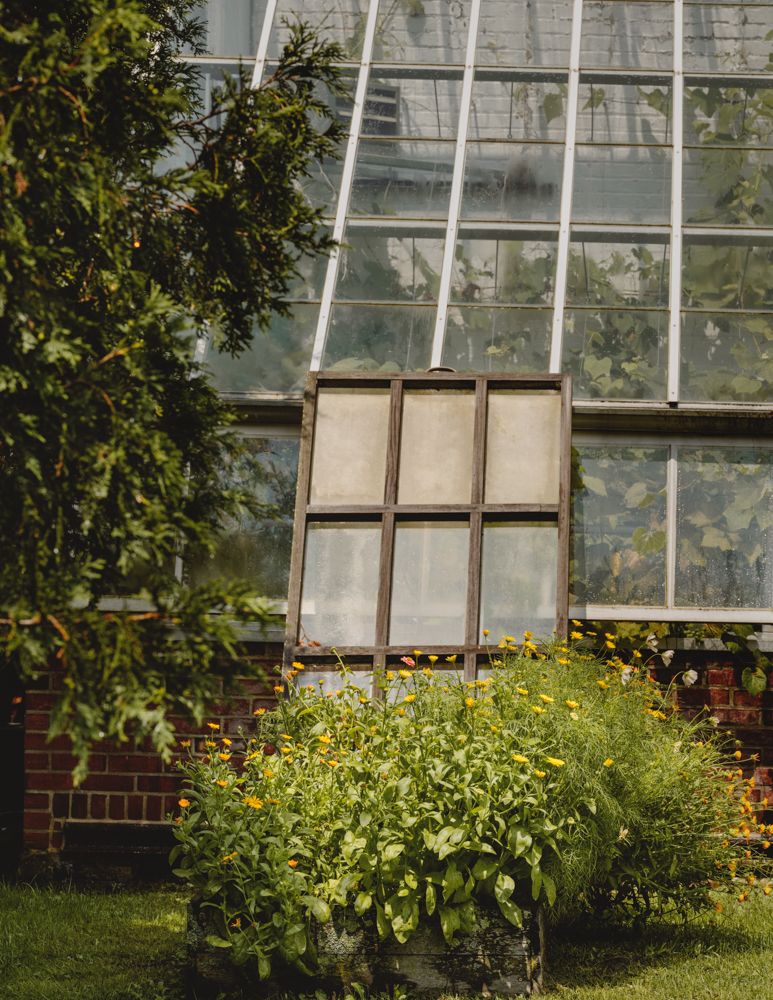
[288,859,298,868]
[273,686,283,693]
[178,798,190,808]
[206,723,219,730]
[216,780,229,788]
[219,753,231,762]
[180,740,191,747]
[222,738,232,746]
[254,708,266,716]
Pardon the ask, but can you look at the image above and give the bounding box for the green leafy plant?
[170,642,758,979]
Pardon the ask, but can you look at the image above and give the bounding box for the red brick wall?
[22,644,283,852]
[21,647,773,854]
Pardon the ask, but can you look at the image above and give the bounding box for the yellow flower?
[533,706,546,715]
[523,631,533,640]
[180,740,191,748]
[253,708,266,715]
[605,633,615,641]
[539,694,554,704]
[734,750,742,759]
[513,754,529,763]
[386,671,395,680]
[399,669,412,679]
[221,852,238,864]
[215,780,229,787]
[458,735,467,743]
[546,757,565,767]
[597,680,610,690]
[267,798,281,805]
[558,657,570,665]
[605,641,615,650]
[359,696,368,704]
[280,733,292,740]
[397,708,406,716]
[221,738,232,746]
[404,694,416,703]
[218,753,231,762]
[428,655,438,663]
[572,620,583,626]
[273,685,283,693]
[205,740,216,748]
[483,629,490,637]
[570,631,583,640]
[327,760,339,768]
[178,798,190,808]
[491,726,499,733]
[319,734,331,744]
[292,662,305,670]
[603,758,614,767]
[465,697,475,707]
[206,723,219,730]
[445,654,458,663]
[413,650,422,658]
[244,796,263,810]
[534,770,546,778]
[516,687,529,696]
[566,700,579,708]
[288,859,298,867]
[280,748,292,754]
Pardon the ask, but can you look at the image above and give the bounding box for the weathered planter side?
[187,894,544,998]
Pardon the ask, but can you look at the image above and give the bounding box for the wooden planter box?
[187,894,544,998]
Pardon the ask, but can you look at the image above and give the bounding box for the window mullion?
[667,0,684,403]
[666,442,678,610]
[548,0,584,374]
[250,0,279,86]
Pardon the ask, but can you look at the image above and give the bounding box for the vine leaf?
[632,527,666,554]
[543,92,564,123]
[742,666,767,696]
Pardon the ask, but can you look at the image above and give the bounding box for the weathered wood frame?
[284,371,572,691]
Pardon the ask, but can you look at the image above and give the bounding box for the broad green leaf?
[495,872,515,903]
[205,934,232,949]
[742,666,768,696]
[472,857,498,880]
[382,843,404,862]
[438,905,461,944]
[531,867,543,901]
[375,903,390,939]
[541,871,557,906]
[632,526,666,555]
[508,826,533,857]
[543,91,564,123]
[354,892,372,916]
[497,897,523,928]
[426,882,437,916]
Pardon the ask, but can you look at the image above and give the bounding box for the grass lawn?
[1,883,772,998]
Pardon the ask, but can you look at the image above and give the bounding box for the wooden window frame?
[284,371,572,690]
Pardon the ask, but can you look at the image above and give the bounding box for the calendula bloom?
[222,738,232,746]
[327,760,339,768]
[221,852,238,863]
[280,733,292,740]
[359,696,368,704]
[218,753,231,762]
[288,859,298,867]
[513,754,529,763]
[534,770,546,778]
[267,798,281,805]
[413,650,422,657]
[178,799,190,808]
[464,696,475,707]
[280,747,292,754]
[604,640,615,650]
[715,902,723,912]
[397,708,406,716]
[205,740,216,748]
[206,723,219,730]
[404,694,416,703]
[546,757,565,767]
[386,671,395,680]
[254,708,266,716]
[558,657,570,666]
[597,680,610,690]
[491,726,499,733]
[734,750,742,759]
[273,686,283,693]
[523,631,533,640]
[292,662,305,670]
[458,735,467,744]
[216,780,229,787]
[765,842,771,850]
[230,919,241,928]
[603,758,614,767]
[483,629,490,637]
[516,687,529,696]
[180,740,191,748]
[766,887,772,896]
[533,706,546,715]
[566,700,579,708]
[428,655,438,663]
[399,669,412,679]
[244,796,263,810]
[319,734,331,744]
[570,631,583,640]
[445,654,458,663]
[539,694,554,704]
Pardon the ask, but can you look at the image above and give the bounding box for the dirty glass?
[187,436,299,598]
[442,307,553,372]
[680,312,773,403]
[309,389,390,505]
[300,523,382,645]
[268,0,370,61]
[479,522,557,642]
[571,445,669,607]
[573,145,672,225]
[485,391,562,505]
[683,5,773,74]
[562,309,668,400]
[324,303,436,371]
[684,85,773,149]
[576,82,673,145]
[468,77,568,142]
[389,522,469,645]
[335,226,445,301]
[566,237,670,308]
[682,238,773,311]
[300,157,346,217]
[580,2,674,72]
[675,448,773,609]
[373,0,470,64]
[204,304,318,393]
[361,70,463,139]
[451,236,557,305]
[398,391,476,505]
[475,0,574,68]
[186,0,268,57]
[349,140,455,218]
[683,148,773,227]
[462,142,564,222]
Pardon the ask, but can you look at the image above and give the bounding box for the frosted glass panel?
[475,0,574,68]
[300,523,381,645]
[187,0,267,57]
[398,391,476,504]
[580,2,673,71]
[572,145,671,225]
[479,522,557,642]
[309,389,390,505]
[373,0,470,64]
[389,522,469,644]
[485,391,561,504]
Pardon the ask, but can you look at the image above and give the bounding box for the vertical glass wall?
[197,0,773,403]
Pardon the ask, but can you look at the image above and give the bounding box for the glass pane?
[362,71,463,139]
[684,5,773,74]
[298,671,370,696]
[580,2,674,71]
[442,307,553,372]
[683,148,773,227]
[479,522,557,642]
[680,312,773,402]
[268,0,370,61]
[309,388,390,505]
[187,0,268,57]
[572,145,671,224]
[302,156,346,217]
[373,0,471,64]
[389,522,469,645]
[576,82,673,145]
[682,238,773,310]
[288,235,331,301]
[161,63,241,169]
[566,237,669,308]
[187,436,299,598]
[485,391,561,504]
[469,77,567,142]
[476,0,574,68]
[676,448,773,609]
[336,226,444,301]
[571,445,668,607]
[324,303,435,371]
[563,309,668,400]
[349,140,455,218]
[205,304,318,393]
[462,142,564,222]
[452,236,557,305]
[684,85,773,149]
[398,391,476,504]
